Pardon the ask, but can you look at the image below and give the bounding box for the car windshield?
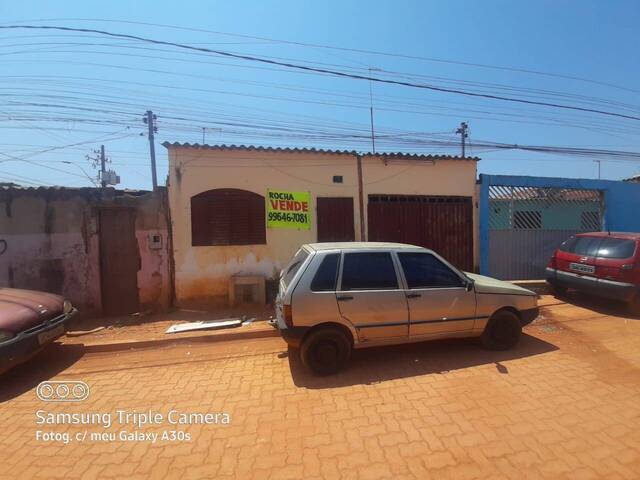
[280,248,310,289]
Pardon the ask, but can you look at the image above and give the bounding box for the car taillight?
[283,305,293,328]
[547,254,556,269]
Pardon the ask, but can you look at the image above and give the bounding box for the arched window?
[191,189,266,246]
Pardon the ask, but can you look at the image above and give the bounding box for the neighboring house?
[164,143,479,307]
[0,186,171,315]
[481,174,640,280]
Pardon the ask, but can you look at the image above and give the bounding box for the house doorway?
[99,207,140,315]
[317,197,355,242]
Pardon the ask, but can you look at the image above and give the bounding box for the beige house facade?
[165,143,479,307]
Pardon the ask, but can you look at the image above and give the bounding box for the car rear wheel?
[300,328,351,375]
[481,310,522,350]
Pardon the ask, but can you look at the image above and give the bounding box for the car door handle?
[407,293,421,299]
[337,295,354,301]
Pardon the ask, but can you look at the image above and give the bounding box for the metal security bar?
[488,185,603,279]
[488,186,602,231]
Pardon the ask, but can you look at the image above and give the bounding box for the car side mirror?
[465,279,475,292]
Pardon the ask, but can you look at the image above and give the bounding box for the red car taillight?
[283,305,294,328]
[547,253,557,269]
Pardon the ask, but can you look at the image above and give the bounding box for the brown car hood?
[0,288,65,333]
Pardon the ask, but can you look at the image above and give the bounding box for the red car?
[546,232,640,313]
[0,288,76,374]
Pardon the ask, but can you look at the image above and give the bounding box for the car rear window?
[596,238,637,259]
[341,252,398,290]
[281,248,310,289]
[311,253,340,292]
[559,236,602,256]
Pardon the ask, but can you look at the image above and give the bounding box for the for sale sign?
[267,190,311,229]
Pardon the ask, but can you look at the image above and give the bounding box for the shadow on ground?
[552,291,640,320]
[0,342,85,403]
[289,333,557,389]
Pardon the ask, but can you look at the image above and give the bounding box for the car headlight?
[0,330,15,343]
[63,300,74,314]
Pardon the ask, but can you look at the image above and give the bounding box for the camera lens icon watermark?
[36,381,90,402]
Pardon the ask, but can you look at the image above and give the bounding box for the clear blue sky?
[1,0,639,189]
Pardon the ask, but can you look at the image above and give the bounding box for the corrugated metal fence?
[368,195,474,271]
[488,185,603,280]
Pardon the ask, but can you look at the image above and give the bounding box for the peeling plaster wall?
[0,193,101,311]
[0,188,170,315]
[167,148,478,307]
[133,192,171,311]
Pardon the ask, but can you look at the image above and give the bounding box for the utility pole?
[594,160,601,179]
[456,122,469,158]
[143,110,158,190]
[356,154,366,241]
[368,67,381,154]
[369,90,376,154]
[86,145,112,187]
[100,144,106,188]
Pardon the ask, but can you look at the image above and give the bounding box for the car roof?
[304,242,430,251]
[575,231,640,240]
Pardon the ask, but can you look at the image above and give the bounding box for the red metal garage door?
[368,195,474,271]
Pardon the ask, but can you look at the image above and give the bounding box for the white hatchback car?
[275,242,539,375]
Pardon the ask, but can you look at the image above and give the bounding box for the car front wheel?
[300,328,351,375]
[481,310,522,350]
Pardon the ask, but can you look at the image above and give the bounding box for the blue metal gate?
[479,174,640,280]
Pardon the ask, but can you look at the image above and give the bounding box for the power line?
[3,71,638,139]
[0,125,135,162]
[4,38,637,115]
[61,159,99,186]
[466,140,640,160]
[1,25,639,122]
[4,39,639,117]
[3,61,638,136]
[0,169,55,186]
[0,151,94,180]
[7,39,638,114]
[10,18,637,95]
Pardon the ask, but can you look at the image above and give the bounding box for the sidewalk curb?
[72,326,280,353]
